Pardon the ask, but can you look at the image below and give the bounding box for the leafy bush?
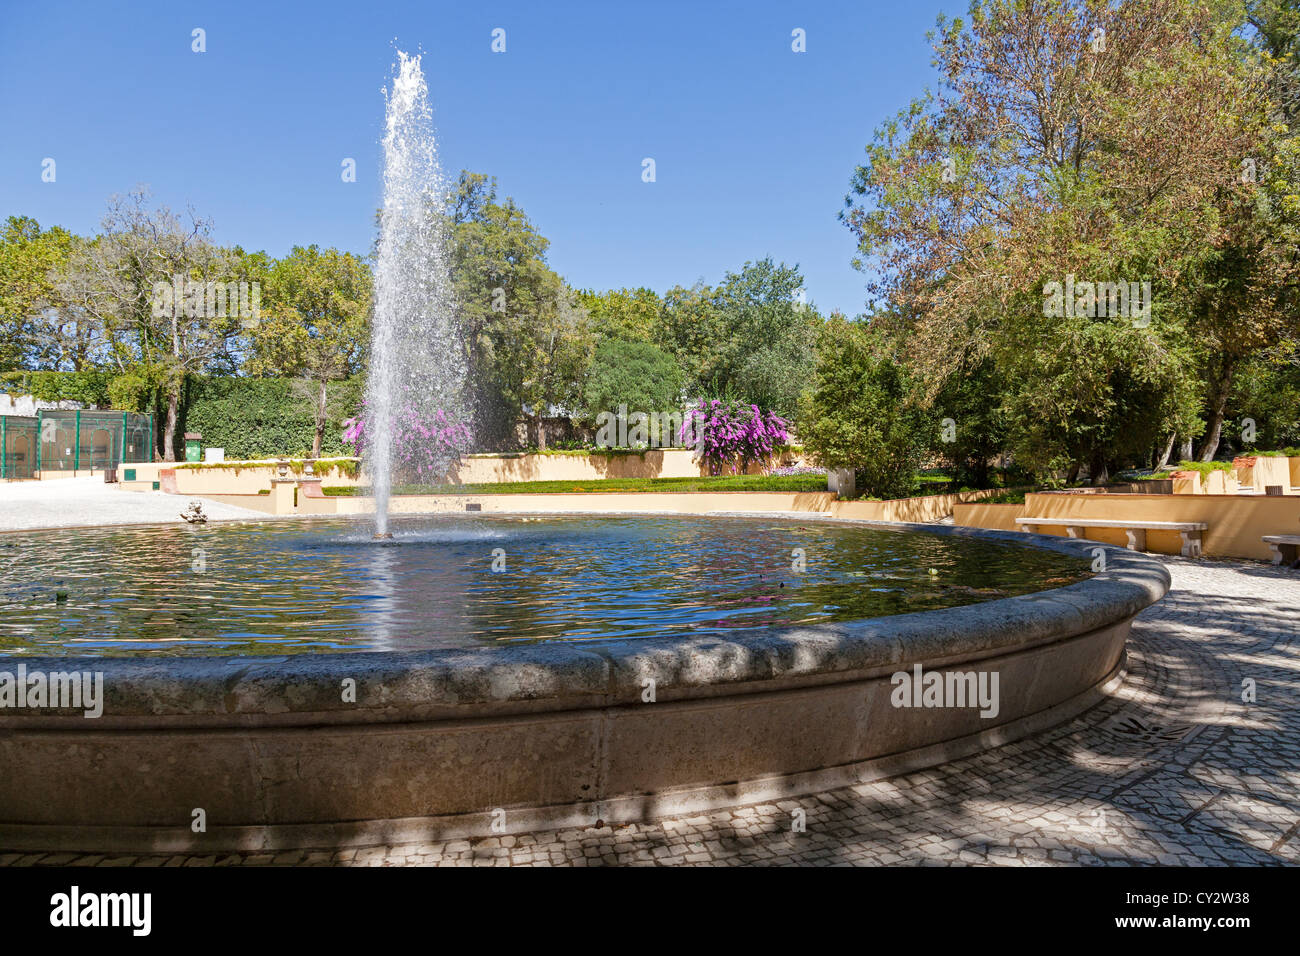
[927,356,1010,487]
[798,318,928,499]
[1173,459,1233,475]
[0,370,113,406]
[180,376,364,459]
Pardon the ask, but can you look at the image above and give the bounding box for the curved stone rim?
[0,516,1170,726]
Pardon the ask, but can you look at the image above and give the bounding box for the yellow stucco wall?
[332,491,837,516]
[116,459,364,495]
[325,486,1012,521]
[1233,456,1294,494]
[451,449,715,482]
[112,450,805,494]
[952,502,1026,533]
[955,492,1300,561]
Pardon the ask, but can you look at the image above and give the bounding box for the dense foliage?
[658,259,821,419]
[799,317,928,499]
[840,0,1300,482]
[180,376,364,460]
[581,339,683,426]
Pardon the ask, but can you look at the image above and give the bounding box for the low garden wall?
[1172,469,1240,495]
[1232,455,1297,494]
[454,448,713,482]
[954,491,1300,561]
[215,485,1017,521]
[117,459,364,495]
[114,449,807,495]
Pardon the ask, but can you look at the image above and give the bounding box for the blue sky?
[0,0,947,317]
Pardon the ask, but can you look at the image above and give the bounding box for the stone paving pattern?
[4,556,1296,867]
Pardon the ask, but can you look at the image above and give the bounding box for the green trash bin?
[184,432,202,463]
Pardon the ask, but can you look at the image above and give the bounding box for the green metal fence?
[0,415,39,479]
[0,410,153,477]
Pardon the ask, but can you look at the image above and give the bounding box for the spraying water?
[367,51,469,536]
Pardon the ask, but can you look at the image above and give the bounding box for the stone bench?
[1016,517,1208,558]
[1263,534,1300,566]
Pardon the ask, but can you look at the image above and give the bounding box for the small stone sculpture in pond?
[180,501,207,524]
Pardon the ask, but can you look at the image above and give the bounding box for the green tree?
[930,353,1010,487]
[0,216,82,371]
[800,317,927,499]
[248,245,372,457]
[576,287,662,343]
[842,0,1284,480]
[62,188,246,459]
[445,171,592,448]
[582,339,683,429]
[659,258,819,417]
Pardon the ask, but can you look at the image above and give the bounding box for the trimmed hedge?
[0,370,366,459]
[1170,460,1234,476]
[0,370,112,406]
[179,376,364,460]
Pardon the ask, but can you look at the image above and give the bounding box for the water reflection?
[0,515,1091,656]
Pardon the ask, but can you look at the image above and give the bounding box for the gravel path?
[0,478,267,531]
[3,554,1296,866]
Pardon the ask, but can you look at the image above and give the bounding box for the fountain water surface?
[367,51,469,536]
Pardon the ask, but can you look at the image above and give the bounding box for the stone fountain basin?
[0,522,1169,853]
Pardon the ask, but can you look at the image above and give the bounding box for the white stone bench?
[1263,534,1300,566]
[1016,517,1208,558]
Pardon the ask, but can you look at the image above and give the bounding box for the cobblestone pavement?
[4,556,1297,867]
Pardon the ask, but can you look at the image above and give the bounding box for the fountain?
[0,55,1173,855]
[367,51,469,537]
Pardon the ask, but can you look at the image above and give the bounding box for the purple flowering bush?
[343,402,473,484]
[679,399,790,475]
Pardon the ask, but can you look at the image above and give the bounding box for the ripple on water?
[0,515,1091,656]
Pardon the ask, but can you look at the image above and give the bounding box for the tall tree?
[62,188,245,459]
[659,258,819,417]
[575,287,662,343]
[0,216,84,371]
[445,171,592,448]
[248,245,372,457]
[842,0,1280,478]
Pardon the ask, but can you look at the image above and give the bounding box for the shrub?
[1173,459,1233,475]
[0,369,113,406]
[798,317,927,499]
[180,376,364,459]
[678,399,789,474]
[343,401,472,483]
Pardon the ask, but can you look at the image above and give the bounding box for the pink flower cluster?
[343,402,472,483]
[679,399,789,475]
